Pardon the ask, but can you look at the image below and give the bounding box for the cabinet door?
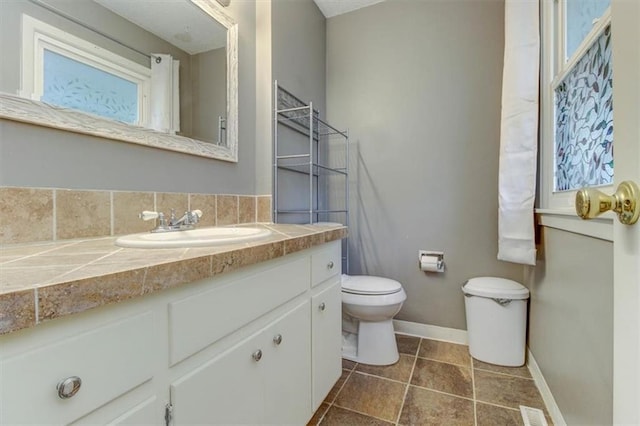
[170,301,312,425]
[311,279,343,410]
[265,301,311,424]
[170,328,266,425]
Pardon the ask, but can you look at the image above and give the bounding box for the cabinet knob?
[252,349,263,362]
[273,334,283,345]
[327,261,334,270]
[56,376,82,399]
[319,302,326,311]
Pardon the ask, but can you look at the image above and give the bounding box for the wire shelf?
[273,81,350,273]
[276,85,347,140]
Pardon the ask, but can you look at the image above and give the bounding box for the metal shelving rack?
[273,81,349,269]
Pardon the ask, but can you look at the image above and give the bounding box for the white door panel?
[611,0,640,423]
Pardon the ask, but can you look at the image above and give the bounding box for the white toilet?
[341,274,407,366]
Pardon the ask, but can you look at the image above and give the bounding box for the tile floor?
[308,334,550,426]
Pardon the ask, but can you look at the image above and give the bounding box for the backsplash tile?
[0,187,53,244]
[56,190,111,240]
[156,192,189,221]
[1,186,272,245]
[113,191,155,235]
[217,195,238,225]
[189,193,216,227]
[239,196,256,223]
[257,196,272,223]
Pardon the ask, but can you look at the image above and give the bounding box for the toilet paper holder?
[418,250,445,272]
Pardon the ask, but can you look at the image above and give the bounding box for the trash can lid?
[462,277,529,300]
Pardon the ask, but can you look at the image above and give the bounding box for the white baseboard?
[527,348,567,426]
[393,319,468,345]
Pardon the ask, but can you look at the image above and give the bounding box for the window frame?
[539,0,613,212]
[20,14,151,126]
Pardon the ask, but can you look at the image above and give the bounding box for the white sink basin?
[115,227,272,249]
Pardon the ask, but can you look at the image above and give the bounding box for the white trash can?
[462,277,529,367]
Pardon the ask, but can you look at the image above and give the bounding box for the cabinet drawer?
[311,241,341,287]
[169,255,310,365]
[1,312,155,425]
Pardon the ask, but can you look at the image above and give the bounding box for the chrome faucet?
[139,209,203,233]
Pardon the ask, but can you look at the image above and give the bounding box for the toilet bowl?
[341,274,407,366]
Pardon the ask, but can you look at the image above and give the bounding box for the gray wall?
[326,0,523,329]
[272,0,326,115]
[267,0,327,217]
[0,0,257,195]
[192,47,227,144]
[526,227,613,425]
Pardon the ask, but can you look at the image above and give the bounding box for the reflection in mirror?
[0,0,238,160]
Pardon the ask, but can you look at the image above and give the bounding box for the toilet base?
[341,319,399,366]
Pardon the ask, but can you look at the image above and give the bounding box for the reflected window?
[42,49,139,124]
[21,14,151,125]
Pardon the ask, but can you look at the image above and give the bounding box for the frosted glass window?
[555,26,612,191]
[42,49,138,124]
[566,0,610,59]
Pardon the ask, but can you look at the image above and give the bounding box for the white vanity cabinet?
[0,240,343,425]
[0,309,162,425]
[170,300,311,425]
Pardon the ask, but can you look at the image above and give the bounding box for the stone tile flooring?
[308,334,550,426]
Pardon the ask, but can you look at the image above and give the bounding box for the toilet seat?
[341,274,402,295]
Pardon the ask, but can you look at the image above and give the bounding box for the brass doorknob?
[575,181,640,225]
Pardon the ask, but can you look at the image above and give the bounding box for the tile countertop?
[0,223,347,335]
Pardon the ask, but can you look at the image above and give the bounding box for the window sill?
[536,209,613,242]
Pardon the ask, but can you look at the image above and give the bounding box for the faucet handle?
[185,209,202,225]
[139,211,159,221]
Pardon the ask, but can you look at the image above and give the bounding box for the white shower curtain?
[497,0,539,266]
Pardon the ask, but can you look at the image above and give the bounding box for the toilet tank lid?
[462,277,529,299]
[341,274,403,295]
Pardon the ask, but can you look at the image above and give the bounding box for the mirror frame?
[0,0,238,162]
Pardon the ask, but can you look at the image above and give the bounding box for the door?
[611,0,640,423]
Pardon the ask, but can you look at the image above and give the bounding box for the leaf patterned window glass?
[566,0,610,60]
[42,49,139,124]
[554,26,612,192]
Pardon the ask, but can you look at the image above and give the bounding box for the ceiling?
[92,0,385,55]
[93,0,227,55]
[313,0,385,18]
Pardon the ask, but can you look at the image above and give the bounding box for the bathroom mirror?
[0,0,238,161]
